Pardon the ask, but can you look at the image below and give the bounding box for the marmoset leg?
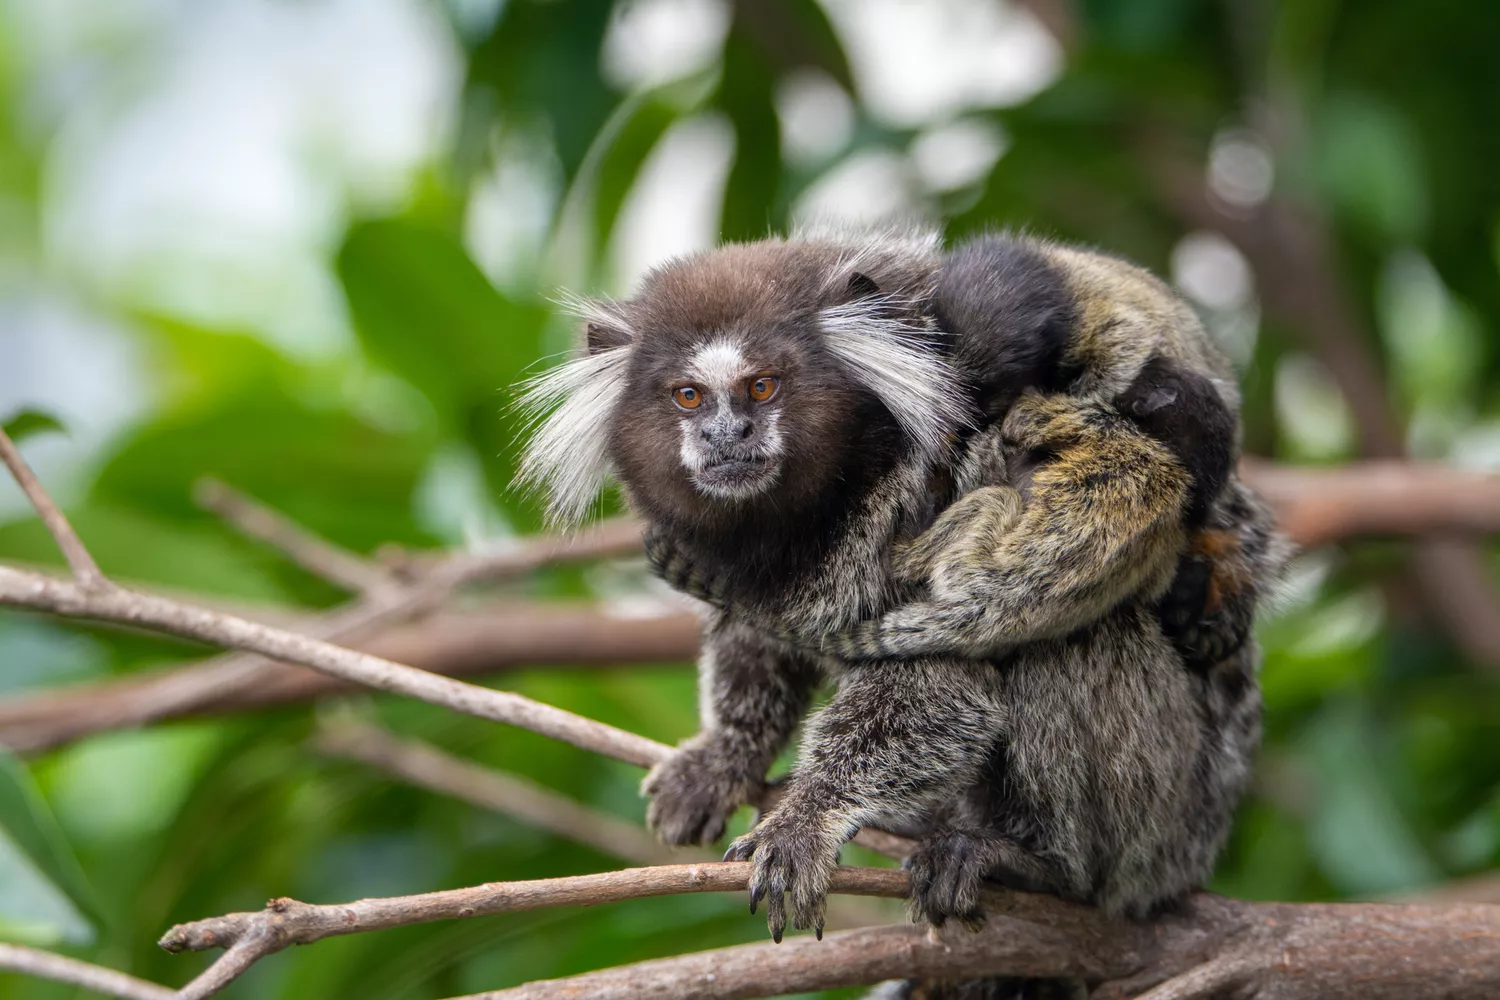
[723,657,1007,940]
[642,611,820,845]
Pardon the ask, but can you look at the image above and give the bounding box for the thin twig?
[194,477,397,595]
[0,567,669,768]
[0,602,699,753]
[314,717,691,866]
[0,943,174,1000]
[312,717,901,928]
[1127,954,1254,1000]
[0,521,648,755]
[0,427,103,587]
[159,863,917,997]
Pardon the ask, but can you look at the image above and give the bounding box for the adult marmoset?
[518,229,1284,951]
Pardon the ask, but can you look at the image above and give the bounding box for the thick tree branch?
[0,427,102,587]
[443,893,1500,1000]
[194,477,397,595]
[1244,459,1500,549]
[0,944,174,1000]
[0,567,669,768]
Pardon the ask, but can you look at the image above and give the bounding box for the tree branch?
[0,567,669,768]
[314,716,692,867]
[0,602,699,754]
[1140,132,1500,668]
[1244,459,1500,549]
[440,894,1500,1000]
[311,717,901,928]
[194,477,397,595]
[3,460,1497,754]
[0,427,102,587]
[159,864,916,998]
[0,943,174,1000]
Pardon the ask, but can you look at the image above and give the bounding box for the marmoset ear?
[847,272,881,298]
[586,321,633,355]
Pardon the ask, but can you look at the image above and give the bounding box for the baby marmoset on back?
[519,229,1284,946]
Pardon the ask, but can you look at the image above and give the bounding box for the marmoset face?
[611,318,870,522]
[663,339,785,500]
[518,234,962,529]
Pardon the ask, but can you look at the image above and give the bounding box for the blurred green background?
[0,0,1498,997]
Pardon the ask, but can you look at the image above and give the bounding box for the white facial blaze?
[680,337,751,476]
[687,338,749,387]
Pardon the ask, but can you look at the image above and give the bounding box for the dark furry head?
[519,229,972,528]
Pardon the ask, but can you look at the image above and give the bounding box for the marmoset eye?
[673,386,704,409]
[749,376,779,401]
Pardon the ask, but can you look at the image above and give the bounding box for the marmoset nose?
[702,417,754,443]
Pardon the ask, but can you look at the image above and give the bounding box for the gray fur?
[524,232,1284,982]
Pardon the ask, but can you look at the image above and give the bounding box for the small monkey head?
[519,230,971,528]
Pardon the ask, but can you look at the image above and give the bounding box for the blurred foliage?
[0,1,1498,997]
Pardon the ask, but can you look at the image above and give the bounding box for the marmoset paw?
[904,830,997,929]
[724,815,840,942]
[642,741,751,846]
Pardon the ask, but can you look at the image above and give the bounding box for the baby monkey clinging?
[519,229,1279,944]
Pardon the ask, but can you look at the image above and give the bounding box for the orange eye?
[749,376,779,402]
[673,386,703,409]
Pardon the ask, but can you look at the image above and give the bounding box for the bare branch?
[1243,461,1500,548]
[1126,954,1253,1000]
[0,516,644,753]
[159,863,916,997]
[312,717,902,928]
[0,567,669,768]
[5,459,1498,756]
[0,943,174,1000]
[0,426,103,587]
[314,716,690,866]
[1141,137,1500,668]
[0,601,698,753]
[444,893,1500,1000]
[194,477,396,595]
[445,916,1106,1000]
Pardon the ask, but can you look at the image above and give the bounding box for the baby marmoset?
[519,229,1283,944]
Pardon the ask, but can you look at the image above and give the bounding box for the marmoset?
[518,230,1283,961]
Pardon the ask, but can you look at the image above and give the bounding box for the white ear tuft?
[515,346,633,527]
[820,297,973,459]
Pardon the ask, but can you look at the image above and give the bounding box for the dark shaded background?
[0,1,1497,996]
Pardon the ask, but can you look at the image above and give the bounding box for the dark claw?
[748,882,763,914]
[814,921,823,941]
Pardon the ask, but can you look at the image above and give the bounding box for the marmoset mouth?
[693,454,779,498]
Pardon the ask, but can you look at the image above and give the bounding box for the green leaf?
[1,409,66,443]
[0,750,105,931]
[338,218,552,528]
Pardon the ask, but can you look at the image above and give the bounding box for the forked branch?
[0,427,102,586]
